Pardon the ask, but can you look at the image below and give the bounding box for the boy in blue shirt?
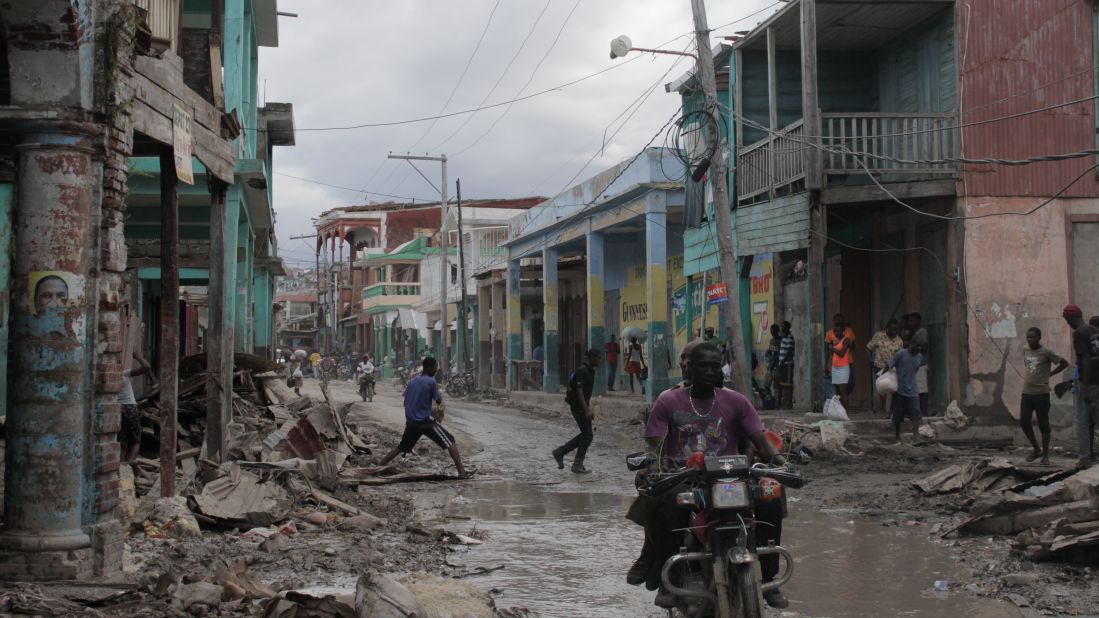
[379,357,477,479]
[887,342,927,442]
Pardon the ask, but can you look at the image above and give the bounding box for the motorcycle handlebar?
[750,466,806,489]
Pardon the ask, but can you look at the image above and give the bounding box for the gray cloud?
[259,0,777,255]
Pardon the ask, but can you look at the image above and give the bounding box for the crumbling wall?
[962,196,1099,433]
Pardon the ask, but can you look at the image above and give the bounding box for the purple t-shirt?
[644,388,765,459]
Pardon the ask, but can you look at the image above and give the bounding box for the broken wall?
[962,196,1099,435]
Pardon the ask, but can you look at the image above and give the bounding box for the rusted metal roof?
[960,0,1099,198]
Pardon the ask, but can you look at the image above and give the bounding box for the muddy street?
[330,379,1027,618]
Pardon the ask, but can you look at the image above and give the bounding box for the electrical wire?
[455,0,586,155]
[430,0,554,151]
[275,172,433,202]
[405,0,503,153]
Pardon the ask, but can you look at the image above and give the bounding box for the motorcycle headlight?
[711,480,750,509]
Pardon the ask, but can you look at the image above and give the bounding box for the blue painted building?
[503,148,686,402]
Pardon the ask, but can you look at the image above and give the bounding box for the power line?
[455,0,586,155]
[274,172,434,202]
[405,0,503,152]
[431,0,554,151]
[270,44,636,134]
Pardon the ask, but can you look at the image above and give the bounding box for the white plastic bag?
[822,395,850,421]
[876,368,898,396]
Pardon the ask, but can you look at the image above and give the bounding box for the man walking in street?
[552,348,601,474]
[1063,304,1099,469]
[605,334,620,391]
[379,357,477,479]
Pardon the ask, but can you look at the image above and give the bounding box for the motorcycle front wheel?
[731,562,763,618]
[367,384,374,402]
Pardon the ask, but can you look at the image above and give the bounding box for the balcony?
[736,113,958,204]
[463,226,510,276]
[362,282,422,312]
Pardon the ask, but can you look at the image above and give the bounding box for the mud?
[16,377,1098,617]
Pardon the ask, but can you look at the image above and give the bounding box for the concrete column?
[0,184,11,420]
[542,246,560,392]
[476,283,491,387]
[0,123,99,578]
[645,194,671,400]
[506,260,522,390]
[491,280,506,386]
[587,231,607,396]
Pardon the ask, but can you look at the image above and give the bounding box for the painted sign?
[172,104,194,185]
[620,264,649,334]
[749,253,775,377]
[706,282,729,305]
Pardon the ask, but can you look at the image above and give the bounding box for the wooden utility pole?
[455,179,470,370]
[159,148,180,496]
[690,0,749,390]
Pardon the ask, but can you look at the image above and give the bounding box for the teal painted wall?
[878,10,956,113]
[254,269,272,350]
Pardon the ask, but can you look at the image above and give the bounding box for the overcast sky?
[259,0,778,269]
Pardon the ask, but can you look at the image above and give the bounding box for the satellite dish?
[610,35,633,59]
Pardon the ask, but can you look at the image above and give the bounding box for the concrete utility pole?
[690,0,749,391]
[388,153,448,371]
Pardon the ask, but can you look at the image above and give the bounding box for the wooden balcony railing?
[736,120,806,202]
[821,112,958,174]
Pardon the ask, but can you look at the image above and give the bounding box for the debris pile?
[914,458,1099,564]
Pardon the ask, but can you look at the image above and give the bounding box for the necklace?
[688,385,717,418]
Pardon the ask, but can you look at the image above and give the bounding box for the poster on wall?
[749,253,775,376]
[172,104,195,185]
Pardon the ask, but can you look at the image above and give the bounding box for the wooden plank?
[159,148,180,498]
[739,210,812,231]
[800,0,821,190]
[133,53,221,132]
[206,184,229,462]
[740,220,812,239]
[739,230,811,253]
[820,178,957,205]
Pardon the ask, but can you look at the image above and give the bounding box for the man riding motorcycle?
[358,356,376,400]
[634,342,789,610]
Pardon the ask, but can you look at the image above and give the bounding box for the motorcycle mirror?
[625,452,654,471]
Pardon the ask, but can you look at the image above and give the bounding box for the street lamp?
[609,35,697,60]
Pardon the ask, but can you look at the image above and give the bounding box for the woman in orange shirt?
[824,314,856,409]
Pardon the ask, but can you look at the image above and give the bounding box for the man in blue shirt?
[379,357,476,479]
[887,341,927,442]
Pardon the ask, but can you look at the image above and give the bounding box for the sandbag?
[822,395,850,421]
[876,368,898,396]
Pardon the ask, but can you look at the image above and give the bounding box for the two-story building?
[0,0,292,579]
[675,0,1099,429]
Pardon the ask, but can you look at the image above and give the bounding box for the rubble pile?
[914,458,1099,564]
[110,358,500,617]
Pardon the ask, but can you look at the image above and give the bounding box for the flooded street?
[422,399,1023,617]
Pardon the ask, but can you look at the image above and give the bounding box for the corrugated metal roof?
[960,0,1099,198]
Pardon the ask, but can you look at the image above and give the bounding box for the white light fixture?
[610,34,697,60]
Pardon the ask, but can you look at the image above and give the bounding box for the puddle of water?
[437,480,1021,618]
[780,513,1021,617]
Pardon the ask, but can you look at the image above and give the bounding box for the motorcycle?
[626,451,803,618]
[358,370,375,402]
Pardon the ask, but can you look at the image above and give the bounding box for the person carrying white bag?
[886,341,928,443]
